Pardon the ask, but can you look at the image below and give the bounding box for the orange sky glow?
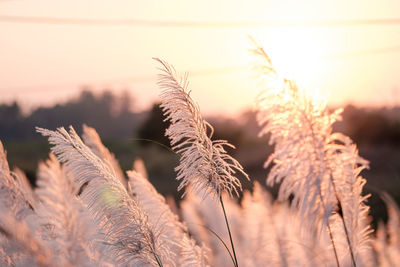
[1,0,400,116]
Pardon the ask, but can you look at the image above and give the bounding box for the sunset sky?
[1,0,400,116]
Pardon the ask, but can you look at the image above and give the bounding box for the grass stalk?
[318,191,341,267]
[326,217,341,267]
[220,195,239,267]
[302,111,354,267]
[193,223,236,265]
[153,253,163,267]
[330,175,357,267]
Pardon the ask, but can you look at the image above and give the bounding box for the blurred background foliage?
[1,89,399,226]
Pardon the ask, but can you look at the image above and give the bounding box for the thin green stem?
[220,195,238,267]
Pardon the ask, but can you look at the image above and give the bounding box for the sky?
[1,0,400,116]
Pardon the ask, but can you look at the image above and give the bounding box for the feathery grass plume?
[254,52,339,231]
[0,204,55,267]
[181,192,242,266]
[180,194,214,263]
[373,222,393,267]
[35,154,99,266]
[381,192,400,250]
[12,168,37,211]
[242,182,326,267]
[329,140,373,265]
[178,235,210,267]
[0,237,13,267]
[37,126,168,267]
[372,193,400,266]
[253,43,371,266]
[82,124,127,188]
[241,182,288,267]
[156,58,247,266]
[155,58,248,198]
[271,195,334,267]
[128,170,209,266]
[133,158,149,180]
[0,141,34,220]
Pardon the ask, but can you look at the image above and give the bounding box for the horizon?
[1,0,400,116]
[3,87,400,121]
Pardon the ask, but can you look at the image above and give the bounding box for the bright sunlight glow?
[250,27,328,89]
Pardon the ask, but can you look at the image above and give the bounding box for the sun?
[251,26,327,89]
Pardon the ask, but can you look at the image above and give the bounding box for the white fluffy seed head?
[155,58,249,198]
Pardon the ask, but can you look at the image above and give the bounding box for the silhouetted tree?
[0,102,27,140]
[341,105,400,145]
[137,103,170,147]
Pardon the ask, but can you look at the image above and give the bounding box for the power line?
[2,44,400,94]
[326,45,400,59]
[1,15,400,27]
[0,65,246,93]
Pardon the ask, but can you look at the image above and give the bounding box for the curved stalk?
[220,195,238,267]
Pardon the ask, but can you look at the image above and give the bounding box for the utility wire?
[2,45,400,94]
[1,15,400,27]
[0,65,246,93]
[325,45,400,59]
